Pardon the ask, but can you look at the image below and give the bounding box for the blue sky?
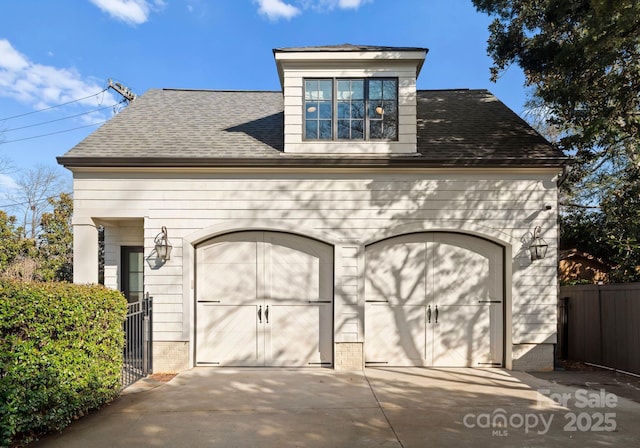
[0,0,529,191]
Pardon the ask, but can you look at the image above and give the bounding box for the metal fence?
[122,292,153,388]
[559,283,640,375]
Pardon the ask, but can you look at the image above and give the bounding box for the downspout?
[557,163,571,188]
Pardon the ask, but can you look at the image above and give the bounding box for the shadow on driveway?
[33,367,640,447]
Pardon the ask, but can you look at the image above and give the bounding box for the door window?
[122,246,144,303]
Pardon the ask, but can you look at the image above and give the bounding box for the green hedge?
[0,281,127,447]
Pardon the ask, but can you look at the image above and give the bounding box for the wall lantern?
[154,226,173,261]
[529,226,548,261]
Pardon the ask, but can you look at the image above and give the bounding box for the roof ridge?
[273,44,428,53]
[161,88,281,93]
[416,88,494,93]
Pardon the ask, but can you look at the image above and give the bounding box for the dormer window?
[304,78,398,141]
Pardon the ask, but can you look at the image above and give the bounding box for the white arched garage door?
[195,232,334,367]
[365,232,504,367]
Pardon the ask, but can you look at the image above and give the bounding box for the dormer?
[273,44,428,155]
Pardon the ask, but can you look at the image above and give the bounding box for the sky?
[0,0,530,193]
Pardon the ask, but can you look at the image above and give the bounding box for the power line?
[0,121,107,145]
[0,89,108,122]
[2,103,121,133]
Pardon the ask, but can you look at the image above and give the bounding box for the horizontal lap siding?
[74,172,559,343]
[75,200,554,213]
[74,188,556,202]
[103,223,143,291]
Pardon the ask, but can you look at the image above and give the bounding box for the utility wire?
[0,121,107,145]
[0,89,108,121]
[2,103,121,133]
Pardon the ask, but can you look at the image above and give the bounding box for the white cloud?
[0,40,29,71]
[338,0,368,8]
[307,0,371,9]
[257,0,370,20]
[256,0,301,21]
[0,174,18,191]
[89,0,166,25]
[0,39,117,112]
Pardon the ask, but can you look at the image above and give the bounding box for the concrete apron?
[34,367,640,447]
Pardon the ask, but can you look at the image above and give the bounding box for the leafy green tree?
[474,0,640,282]
[473,0,639,167]
[601,167,640,282]
[560,209,609,259]
[0,211,23,270]
[0,210,33,274]
[37,193,73,282]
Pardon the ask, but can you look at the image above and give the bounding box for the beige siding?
[102,220,143,291]
[73,170,560,358]
[335,244,362,343]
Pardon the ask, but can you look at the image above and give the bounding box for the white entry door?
[365,233,503,367]
[196,232,333,367]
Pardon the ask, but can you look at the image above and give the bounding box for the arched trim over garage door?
[195,231,334,367]
[365,232,504,367]
[186,220,339,248]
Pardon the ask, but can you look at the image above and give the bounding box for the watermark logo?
[463,408,553,436]
[463,388,618,436]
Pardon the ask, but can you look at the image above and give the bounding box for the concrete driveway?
[34,367,640,447]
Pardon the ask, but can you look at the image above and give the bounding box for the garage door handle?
[435,305,439,324]
[265,305,269,324]
[427,305,431,324]
[258,306,262,324]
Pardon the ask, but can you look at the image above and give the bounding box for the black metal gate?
[122,292,153,388]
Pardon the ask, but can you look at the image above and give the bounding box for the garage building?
[58,45,568,372]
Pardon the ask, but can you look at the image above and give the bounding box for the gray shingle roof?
[58,88,568,168]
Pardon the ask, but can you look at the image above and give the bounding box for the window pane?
[306,102,318,119]
[352,120,364,139]
[370,121,383,139]
[319,120,332,139]
[319,80,333,100]
[337,80,351,100]
[129,252,142,270]
[369,103,384,118]
[351,101,365,119]
[369,80,382,100]
[338,120,350,139]
[383,122,397,139]
[319,102,332,119]
[351,81,364,100]
[337,101,350,118]
[383,80,397,99]
[381,101,397,121]
[304,81,318,100]
[129,273,143,292]
[306,121,318,139]
[305,80,317,100]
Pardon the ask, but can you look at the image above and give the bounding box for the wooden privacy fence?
[558,283,640,375]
